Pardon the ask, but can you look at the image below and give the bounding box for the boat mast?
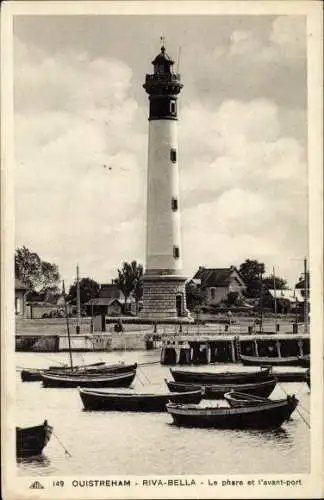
[259,270,263,333]
[273,266,277,333]
[63,280,73,370]
[76,264,81,335]
[304,257,309,334]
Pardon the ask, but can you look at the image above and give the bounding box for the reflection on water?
[17,453,51,468]
[15,351,310,476]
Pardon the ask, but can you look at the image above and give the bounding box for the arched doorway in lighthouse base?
[176,294,184,317]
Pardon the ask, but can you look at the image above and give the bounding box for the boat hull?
[166,398,298,429]
[166,378,276,399]
[240,354,300,367]
[21,362,136,382]
[79,388,203,412]
[16,421,53,457]
[41,371,136,388]
[170,367,271,385]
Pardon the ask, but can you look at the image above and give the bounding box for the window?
[171,197,178,211]
[170,100,176,114]
[210,288,216,300]
[170,148,177,163]
[173,246,180,259]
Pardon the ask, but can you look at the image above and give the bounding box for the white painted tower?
[140,43,191,321]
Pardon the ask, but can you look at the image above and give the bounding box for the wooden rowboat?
[166,396,298,429]
[79,388,203,412]
[298,355,310,368]
[16,420,53,457]
[224,391,283,408]
[240,354,301,367]
[170,367,271,385]
[165,377,277,399]
[21,362,137,382]
[41,370,136,388]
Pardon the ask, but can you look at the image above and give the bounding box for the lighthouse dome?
[152,45,174,74]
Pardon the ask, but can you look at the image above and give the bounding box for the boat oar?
[52,430,72,457]
[138,361,160,367]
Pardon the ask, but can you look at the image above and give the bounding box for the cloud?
[13,16,308,287]
[14,37,147,285]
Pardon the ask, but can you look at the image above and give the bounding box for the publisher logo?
[29,481,45,489]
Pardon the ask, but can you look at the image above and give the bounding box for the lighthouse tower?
[140,42,191,321]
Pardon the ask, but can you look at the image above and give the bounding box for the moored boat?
[170,367,271,385]
[224,391,293,408]
[298,354,310,368]
[41,370,136,388]
[240,354,301,367]
[166,396,299,429]
[165,377,277,399]
[16,420,53,457]
[21,362,137,382]
[79,387,203,412]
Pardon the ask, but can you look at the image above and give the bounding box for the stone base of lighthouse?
[140,274,192,322]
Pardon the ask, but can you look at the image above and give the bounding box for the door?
[176,294,183,317]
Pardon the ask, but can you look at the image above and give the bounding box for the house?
[15,278,27,317]
[295,274,310,298]
[85,297,123,317]
[85,282,137,316]
[191,266,246,307]
[26,293,69,319]
[264,289,305,313]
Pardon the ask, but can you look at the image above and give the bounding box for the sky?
[13,14,308,288]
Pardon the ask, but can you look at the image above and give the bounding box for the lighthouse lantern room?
[140,42,191,321]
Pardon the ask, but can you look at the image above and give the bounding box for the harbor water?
[16,350,310,476]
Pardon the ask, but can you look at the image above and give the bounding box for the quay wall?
[15,318,310,359]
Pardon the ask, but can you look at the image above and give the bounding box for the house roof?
[86,298,122,306]
[268,289,304,302]
[100,283,123,299]
[193,267,245,287]
[295,278,310,289]
[15,278,27,290]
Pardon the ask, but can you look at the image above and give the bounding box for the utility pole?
[304,257,309,334]
[273,266,278,333]
[259,270,263,333]
[76,264,81,335]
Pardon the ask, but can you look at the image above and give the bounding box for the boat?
[240,354,301,367]
[16,420,53,457]
[41,370,136,388]
[78,387,203,412]
[166,396,299,429]
[170,367,271,385]
[21,361,138,382]
[305,369,310,388]
[224,391,287,408]
[165,377,277,399]
[20,362,106,382]
[298,354,310,368]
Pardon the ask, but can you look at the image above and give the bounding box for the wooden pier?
[159,333,310,365]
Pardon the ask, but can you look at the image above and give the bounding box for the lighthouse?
[140,42,191,321]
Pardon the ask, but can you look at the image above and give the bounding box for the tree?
[239,259,265,298]
[115,261,143,310]
[225,291,242,307]
[133,264,144,314]
[67,277,100,306]
[15,246,60,298]
[185,280,206,312]
[262,275,288,290]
